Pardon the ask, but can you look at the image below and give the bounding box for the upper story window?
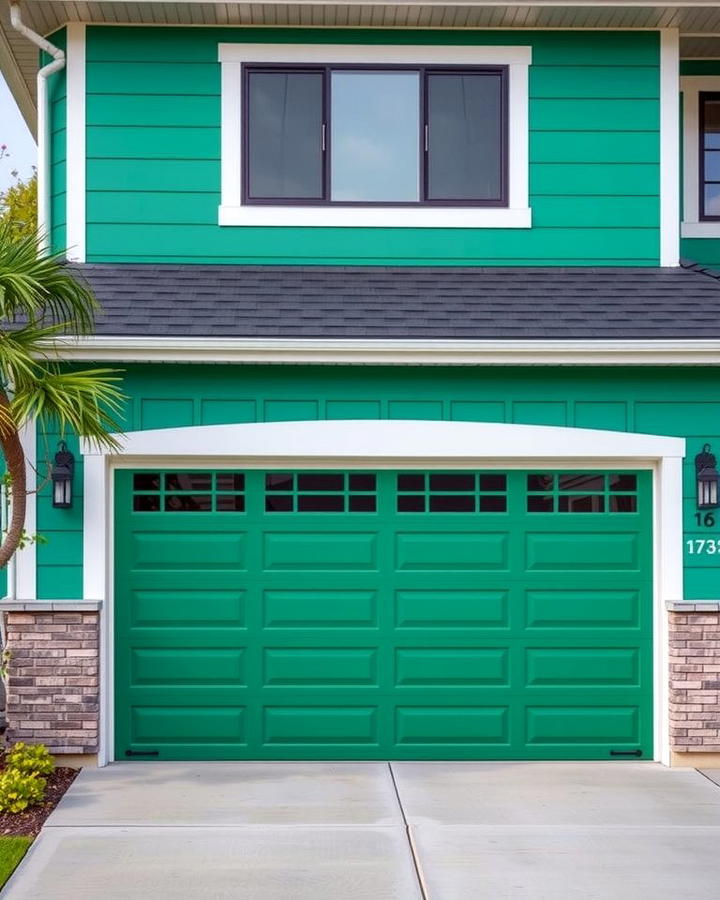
[244,66,506,207]
[219,43,531,229]
[700,92,720,220]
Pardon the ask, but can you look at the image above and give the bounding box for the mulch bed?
[0,767,79,838]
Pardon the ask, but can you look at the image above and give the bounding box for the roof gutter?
[45,336,720,366]
[9,3,65,249]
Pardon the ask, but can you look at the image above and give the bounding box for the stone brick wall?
[4,611,99,754]
[669,609,720,753]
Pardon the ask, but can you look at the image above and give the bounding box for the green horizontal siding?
[84,27,662,266]
[34,363,720,602]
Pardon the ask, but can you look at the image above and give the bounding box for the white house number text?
[686,539,720,555]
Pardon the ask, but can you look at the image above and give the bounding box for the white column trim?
[660,29,679,267]
[65,23,86,263]
[82,420,685,766]
[15,421,37,601]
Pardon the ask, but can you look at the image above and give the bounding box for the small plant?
[0,770,46,814]
[5,742,55,777]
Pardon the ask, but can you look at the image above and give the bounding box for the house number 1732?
[687,539,720,555]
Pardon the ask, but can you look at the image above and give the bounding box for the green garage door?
[114,469,653,761]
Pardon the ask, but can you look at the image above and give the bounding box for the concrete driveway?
[3,762,720,899]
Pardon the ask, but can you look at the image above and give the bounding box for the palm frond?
[12,368,125,450]
[0,225,97,333]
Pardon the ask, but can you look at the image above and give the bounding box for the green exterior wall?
[33,363,720,602]
[84,27,661,266]
[47,28,67,255]
[681,59,720,269]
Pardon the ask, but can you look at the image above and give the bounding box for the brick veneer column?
[669,606,720,753]
[4,611,99,754]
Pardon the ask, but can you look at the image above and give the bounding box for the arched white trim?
[82,419,684,462]
[81,419,685,768]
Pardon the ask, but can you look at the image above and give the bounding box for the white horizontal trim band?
[50,336,720,365]
[681,222,720,238]
[219,205,532,228]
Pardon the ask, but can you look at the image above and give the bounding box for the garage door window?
[527,473,638,513]
[265,472,377,512]
[132,471,246,512]
[397,471,507,512]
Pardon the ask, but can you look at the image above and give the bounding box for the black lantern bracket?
[695,443,720,510]
[51,441,75,509]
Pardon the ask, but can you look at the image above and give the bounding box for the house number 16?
[695,513,716,527]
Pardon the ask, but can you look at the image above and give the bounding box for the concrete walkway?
[4,762,720,899]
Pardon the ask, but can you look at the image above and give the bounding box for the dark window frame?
[241,63,509,208]
[699,91,720,221]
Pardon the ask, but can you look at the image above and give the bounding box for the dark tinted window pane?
[331,71,420,202]
[297,473,344,492]
[559,495,604,513]
[528,474,553,491]
[133,495,160,512]
[349,495,376,512]
[429,495,475,512]
[349,474,376,491]
[429,473,475,491]
[705,151,720,181]
[703,97,720,149]
[134,473,160,491]
[528,495,554,512]
[165,473,212,491]
[479,495,507,512]
[216,495,246,512]
[164,494,212,512]
[398,474,425,491]
[298,494,345,512]
[610,495,637,513]
[216,473,245,491]
[479,474,506,492]
[247,71,323,200]
[610,474,637,492]
[398,495,425,512]
[704,183,720,217]
[266,495,293,512]
[266,473,293,491]
[559,474,604,492]
[427,72,503,201]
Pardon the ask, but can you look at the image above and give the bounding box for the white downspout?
[9,4,65,250]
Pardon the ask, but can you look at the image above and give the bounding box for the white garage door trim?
[81,420,686,767]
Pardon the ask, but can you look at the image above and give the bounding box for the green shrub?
[0,770,46,814]
[5,743,54,777]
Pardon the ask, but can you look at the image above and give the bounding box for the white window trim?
[681,75,720,239]
[82,418,684,767]
[218,43,531,229]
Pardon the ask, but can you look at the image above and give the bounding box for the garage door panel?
[525,532,640,572]
[262,589,378,628]
[394,589,509,629]
[115,468,653,760]
[263,532,378,571]
[130,590,246,628]
[395,532,509,571]
[525,589,643,629]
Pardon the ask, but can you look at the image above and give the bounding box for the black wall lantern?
[51,441,75,509]
[696,443,720,510]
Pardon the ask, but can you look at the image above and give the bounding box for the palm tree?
[0,225,124,568]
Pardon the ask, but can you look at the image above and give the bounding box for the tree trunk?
[0,390,26,570]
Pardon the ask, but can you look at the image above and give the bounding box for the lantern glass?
[52,477,72,508]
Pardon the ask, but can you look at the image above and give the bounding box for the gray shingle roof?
[67,261,720,340]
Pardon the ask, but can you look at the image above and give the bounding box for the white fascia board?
[48,336,720,366]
